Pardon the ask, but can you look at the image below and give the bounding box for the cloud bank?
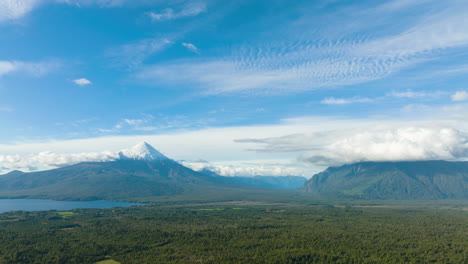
[0,151,118,173]
[299,127,468,166]
[181,160,307,177]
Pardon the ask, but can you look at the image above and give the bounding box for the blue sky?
[1,0,468,176]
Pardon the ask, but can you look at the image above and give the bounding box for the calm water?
[0,199,140,213]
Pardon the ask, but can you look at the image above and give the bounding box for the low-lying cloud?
[300,127,468,166]
[181,160,308,177]
[0,151,118,174]
[236,127,468,167]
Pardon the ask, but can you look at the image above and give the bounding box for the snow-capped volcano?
[118,142,168,161]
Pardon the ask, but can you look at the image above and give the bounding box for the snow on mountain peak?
[118,142,168,161]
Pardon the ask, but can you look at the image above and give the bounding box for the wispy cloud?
[0,106,15,112]
[235,133,322,153]
[97,114,214,134]
[107,38,173,69]
[59,0,130,8]
[0,60,58,77]
[320,97,374,105]
[109,115,154,131]
[0,0,141,22]
[318,90,446,106]
[181,42,199,53]
[387,90,444,99]
[147,2,206,22]
[452,91,468,101]
[136,0,468,94]
[72,78,92,86]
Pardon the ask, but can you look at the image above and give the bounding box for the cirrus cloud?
[147,2,206,22]
[0,60,58,77]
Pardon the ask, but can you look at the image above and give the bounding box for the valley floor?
[0,200,467,264]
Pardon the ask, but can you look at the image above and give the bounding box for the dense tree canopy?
[0,203,466,263]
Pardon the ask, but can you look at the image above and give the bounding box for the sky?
[1,0,468,177]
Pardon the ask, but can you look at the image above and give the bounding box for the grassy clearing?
[57,212,78,218]
[195,207,246,211]
[95,260,121,264]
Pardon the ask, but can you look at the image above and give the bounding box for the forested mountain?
[0,143,243,200]
[3,143,466,201]
[303,160,468,200]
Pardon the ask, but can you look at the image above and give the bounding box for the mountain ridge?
[303,160,468,200]
[0,143,244,200]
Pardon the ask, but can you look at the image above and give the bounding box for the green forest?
[0,202,467,264]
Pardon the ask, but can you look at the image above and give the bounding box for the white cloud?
[355,16,468,59]
[0,60,57,77]
[136,52,412,94]
[0,0,205,22]
[0,0,176,22]
[123,119,145,125]
[0,151,118,173]
[97,115,164,133]
[300,127,468,166]
[0,61,17,76]
[0,0,43,22]
[388,90,444,99]
[58,0,128,8]
[181,42,199,53]
[320,97,373,105]
[182,159,308,177]
[317,90,444,106]
[148,2,206,21]
[451,91,468,101]
[73,78,92,86]
[1,104,468,176]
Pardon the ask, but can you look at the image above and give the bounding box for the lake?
[0,199,140,213]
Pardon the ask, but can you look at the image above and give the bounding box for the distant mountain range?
[303,161,468,200]
[0,142,306,200]
[199,169,307,189]
[1,143,467,201]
